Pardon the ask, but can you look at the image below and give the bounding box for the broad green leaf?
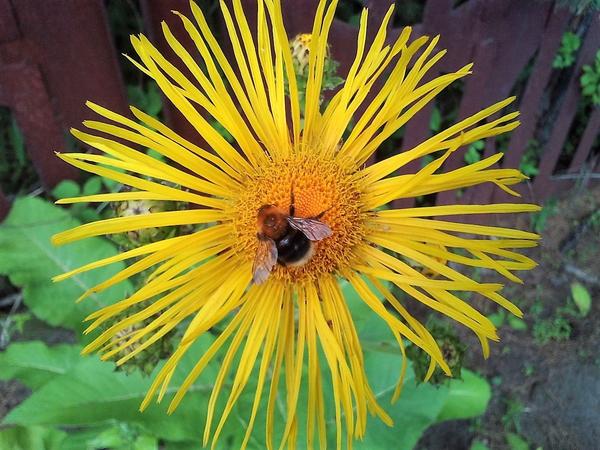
[436,369,491,421]
[82,176,103,196]
[59,427,109,450]
[162,442,199,450]
[88,426,127,448]
[0,425,66,450]
[570,282,591,317]
[3,336,224,444]
[102,177,120,192]
[133,434,158,450]
[0,197,132,331]
[51,180,80,200]
[0,341,81,389]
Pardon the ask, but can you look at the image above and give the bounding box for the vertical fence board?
[0,64,75,187]
[568,108,600,173]
[0,0,18,42]
[534,18,600,197]
[502,9,570,170]
[11,0,129,125]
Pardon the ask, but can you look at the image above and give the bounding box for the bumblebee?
[252,191,332,284]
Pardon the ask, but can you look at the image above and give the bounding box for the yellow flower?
[52,0,539,448]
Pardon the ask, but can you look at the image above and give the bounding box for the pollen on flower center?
[234,154,364,282]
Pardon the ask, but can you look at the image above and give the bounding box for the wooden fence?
[0,0,598,220]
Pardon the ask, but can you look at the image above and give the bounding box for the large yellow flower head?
[52,1,539,448]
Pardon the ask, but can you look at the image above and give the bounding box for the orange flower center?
[234,154,364,282]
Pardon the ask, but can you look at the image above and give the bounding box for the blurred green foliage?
[533,315,572,344]
[552,32,581,69]
[464,140,485,165]
[406,321,467,384]
[581,50,600,106]
[531,198,558,233]
[127,82,163,119]
[519,139,541,178]
[0,109,38,196]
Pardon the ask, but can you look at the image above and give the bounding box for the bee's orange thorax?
[257,205,289,240]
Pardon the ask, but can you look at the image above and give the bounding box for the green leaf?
[0,197,132,332]
[464,141,483,164]
[508,316,528,331]
[3,337,220,444]
[488,311,506,327]
[82,176,103,196]
[146,148,165,162]
[436,369,491,421]
[570,281,591,316]
[162,441,206,450]
[87,426,127,448]
[553,32,581,68]
[145,82,163,118]
[429,107,442,132]
[51,180,80,200]
[102,177,120,192]
[470,440,491,450]
[0,426,66,450]
[506,432,530,450]
[59,427,108,450]
[0,341,81,389]
[134,434,158,450]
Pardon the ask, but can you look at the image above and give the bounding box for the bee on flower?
[52,0,539,449]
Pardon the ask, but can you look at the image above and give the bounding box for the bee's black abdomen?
[276,229,311,265]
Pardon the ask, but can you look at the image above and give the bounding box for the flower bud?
[290,33,312,76]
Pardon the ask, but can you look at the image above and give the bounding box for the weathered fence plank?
[0,64,71,187]
[534,16,600,197]
[569,108,600,172]
[0,0,129,193]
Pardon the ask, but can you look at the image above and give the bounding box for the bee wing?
[287,217,332,241]
[252,237,278,284]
